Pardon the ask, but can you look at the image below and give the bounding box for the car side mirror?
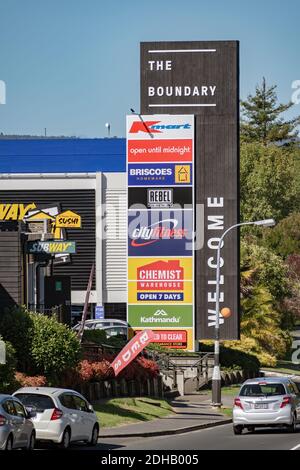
[88,404,94,413]
[26,409,37,419]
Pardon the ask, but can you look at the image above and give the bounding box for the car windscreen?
[14,393,55,412]
[240,383,286,397]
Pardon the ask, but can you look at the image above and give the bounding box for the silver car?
[0,394,36,450]
[13,387,99,449]
[72,319,128,332]
[233,377,300,435]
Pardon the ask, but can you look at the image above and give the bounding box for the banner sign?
[128,139,193,163]
[128,282,193,303]
[127,114,195,351]
[128,163,192,187]
[128,187,193,209]
[27,240,76,254]
[110,329,155,376]
[128,257,193,287]
[128,304,193,328]
[128,210,193,257]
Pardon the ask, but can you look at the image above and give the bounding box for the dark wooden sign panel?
[140,41,240,340]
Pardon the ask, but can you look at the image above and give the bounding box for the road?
[75,424,300,451]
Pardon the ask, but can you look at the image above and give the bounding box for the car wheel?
[59,428,71,449]
[5,435,13,450]
[287,414,297,433]
[247,426,255,433]
[233,425,243,435]
[27,431,36,450]
[88,425,99,447]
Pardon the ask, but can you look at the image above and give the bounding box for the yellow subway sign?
[0,203,36,221]
[55,210,81,228]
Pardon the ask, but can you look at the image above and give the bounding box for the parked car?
[233,377,300,435]
[101,325,127,339]
[13,387,99,449]
[72,318,128,332]
[0,394,36,450]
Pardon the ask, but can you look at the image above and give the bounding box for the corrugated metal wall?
[0,230,23,306]
[103,187,127,296]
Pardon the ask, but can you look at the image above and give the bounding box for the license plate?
[254,403,268,409]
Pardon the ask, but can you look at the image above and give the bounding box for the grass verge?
[93,397,174,428]
[221,385,241,396]
[220,407,233,418]
[262,360,300,376]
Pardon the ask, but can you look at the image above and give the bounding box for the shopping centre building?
[0,138,127,324]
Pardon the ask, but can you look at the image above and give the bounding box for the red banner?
[110,329,155,376]
[128,139,193,163]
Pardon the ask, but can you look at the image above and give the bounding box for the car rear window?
[240,383,286,397]
[14,393,55,412]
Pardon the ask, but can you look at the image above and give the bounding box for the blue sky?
[0,0,299,137]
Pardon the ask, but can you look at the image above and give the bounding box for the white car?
[233,377,300,435]
[13,387,99,449]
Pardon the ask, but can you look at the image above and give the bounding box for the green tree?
[29,313,81,382]
[264,213,300,258]
[241,77,300,145]
[0,337,17,393]
[240,142,299,222]
[241,242,290,300]
[226,242,293,367]
[0,306,33,371]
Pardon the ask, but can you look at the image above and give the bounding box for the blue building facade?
[0,138,126,173]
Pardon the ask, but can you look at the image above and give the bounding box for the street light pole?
[211,218,276,407]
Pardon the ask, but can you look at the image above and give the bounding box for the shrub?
[0,337,17,394]
[15,372,47,388]
[29,313,81,381]
[199,342,260,372]
[82,329,107,345]
[61,354,160,388]
[78,360,94,382]
[0,306,33,370]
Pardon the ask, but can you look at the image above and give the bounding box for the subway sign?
[0,203,36,221]
[27,241,76,254]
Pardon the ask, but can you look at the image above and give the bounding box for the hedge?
[199,342,260,372]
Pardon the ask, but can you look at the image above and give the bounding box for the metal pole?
[211,221,260,407]
[211,235,222,406]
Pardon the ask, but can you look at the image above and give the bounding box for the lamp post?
[211,218,276,407]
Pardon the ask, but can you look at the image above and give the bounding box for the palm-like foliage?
[232,248,292,366]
